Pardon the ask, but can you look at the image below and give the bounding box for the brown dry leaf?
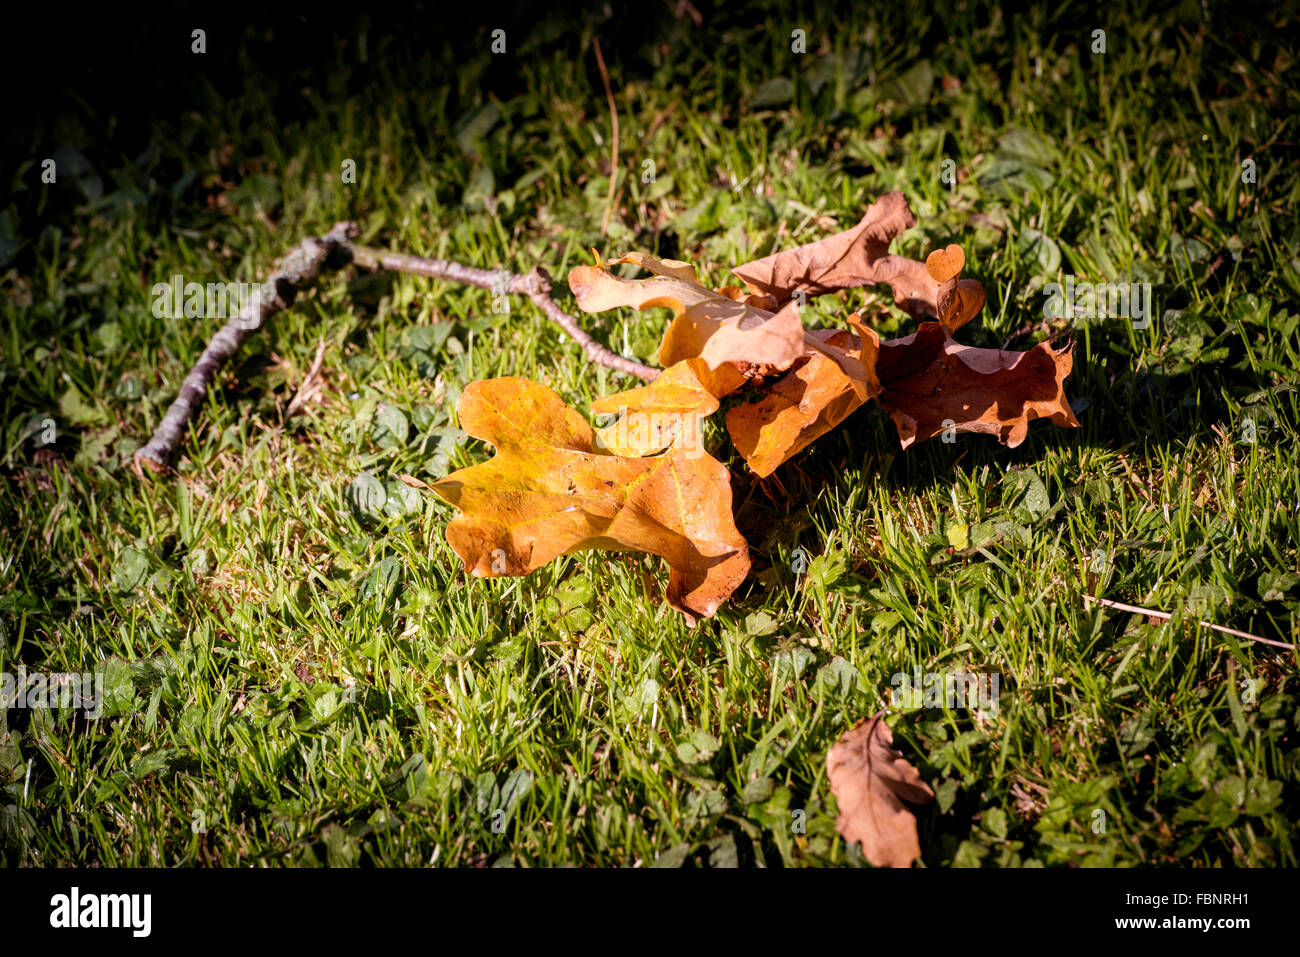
[726,321,881,478]
[732,191,917,301]
[876,321,1079,448]
[567,261,722,315]
[925,244,986,334]
[826,715,935,868]
[731,191,985,331]
[804,314,876,400]
[568,255,804,375]
[698,298,805,372]
[431,376,749,623]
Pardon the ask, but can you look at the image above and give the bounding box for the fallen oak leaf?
[876,321,1079,448]
[732,191,985,331]
[733,191,918,301]
[431,377,749,623]
[826,715,935,868]
[804,313,876,401]
[698,298,805,372]
[726,320,881,478]
[568,255,805,375]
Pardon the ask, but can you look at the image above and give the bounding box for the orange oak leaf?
[876,321,1079,448]
[431,377,749,623]
[657,299,792,374]
[726,320,881,478]
[826,715,935,868]
[698,298,805,372]
[731,191,985,330]
[803,314,876,401]
[568,254,805,375]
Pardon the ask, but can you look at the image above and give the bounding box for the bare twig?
[135,221,357,472]
[342,245,658,380]
[135,222,658,471]
[593,38,620,236]
[1082,594,1294,650]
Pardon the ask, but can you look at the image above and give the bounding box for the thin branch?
[134,221,357,473]
[1082,594,1294,650]
[135,223,658,471]
[593,38,620,236]
[342,245,658,380]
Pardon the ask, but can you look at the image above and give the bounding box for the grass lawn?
[1,1,1297,867]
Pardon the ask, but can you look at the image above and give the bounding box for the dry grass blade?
[284,338,328,421]
[1082,594,1293,650]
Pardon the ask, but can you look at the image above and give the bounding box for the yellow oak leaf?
[591,358,720,458]
[431,377,750,623]
[726,321,881,478]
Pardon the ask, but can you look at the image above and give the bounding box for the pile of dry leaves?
[431,191,1078,622]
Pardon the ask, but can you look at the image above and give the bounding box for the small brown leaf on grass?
[876,321,1079,448]
[431,377,749,623]
[826,715,935,868]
